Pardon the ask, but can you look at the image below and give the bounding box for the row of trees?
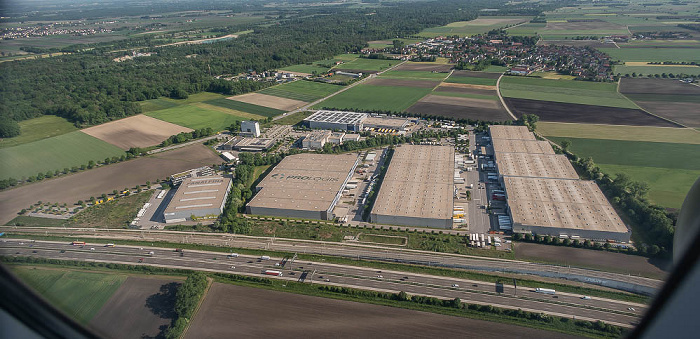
[160,127,215,147]
[165,273,208,339]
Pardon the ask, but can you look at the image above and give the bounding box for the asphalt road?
[0,226,662,293]
[1,239,643,328]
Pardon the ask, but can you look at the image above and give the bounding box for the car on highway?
[230,266,236,269]
[90,248,95,251]
[325,279,330,282]
[228,253,239,258]
[452,284,459,288]
[581,296,592,300]
[628,307,636,311]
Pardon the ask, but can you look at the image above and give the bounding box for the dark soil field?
[450,70,501,79]
[394,63,453,72]
[619,78,700,95]
[185,283,577,339]
[0,143,222,225]
[91,277,180,339]
[634,101,700,128]
[365,77,441,88]
[407,102,512,122]
[434,86,497,96]
[504,97,681,127]
[514,243,669,279]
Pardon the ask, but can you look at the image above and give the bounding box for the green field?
[431,91,499,101]
[335,58,402,72]
[482,65,509,73]
[259,81,343,102]
[613,65,700,76]
[0,116,77,148]
[139,92,227,113]
[204,99,284,117]
[538,122,700,145]
[0,131,125,180]
[418,16,530,38]
[11,267,126,323]
[445,75,498,86]
[600,48,700,63]
[379,70,450,80]
[314,84,431,112]
[146,105,245,131]
[71,191,152,228]
[507,22,546,36]
[267,111,313,126]
[499,76,636,108]
[547,136,700,209]
[279,64,330,74]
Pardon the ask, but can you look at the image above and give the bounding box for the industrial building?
[491,139,555,155]
[240,121,261,137]
[304,110,367,132]
[170,166,215,186]
[246,153,360,220]
[371,145,454,228]
[302,130,332,149]
[489,125,536,140]
[503,176,630,241]
[495,153,578,179]
[224,137,276,152]
[364,116,410,132]
[163,176,232,223]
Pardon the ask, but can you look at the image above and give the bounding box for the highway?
[0,226,661,294]
[1,239,644,328]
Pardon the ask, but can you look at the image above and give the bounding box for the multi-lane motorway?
[1,239,645,327]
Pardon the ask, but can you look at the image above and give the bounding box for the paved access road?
[1,239,643,328]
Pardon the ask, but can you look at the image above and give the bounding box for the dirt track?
[91,277,180,339]
[0,144,221,224]
[365,77,441,88]
[185,283,578,339]
[514,243,669,279]
[504,97,681,127]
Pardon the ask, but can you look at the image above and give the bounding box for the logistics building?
[370,145,454,228]
[163,176,232,223]
[491,139,555,155]
[503,176,630,241]
[489,125,535,140]
[304,110,367,132]
[364,116,410,132]
[494,153,578,179]
[246,153,360,220]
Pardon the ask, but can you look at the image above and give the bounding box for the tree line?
[165,272,208,339]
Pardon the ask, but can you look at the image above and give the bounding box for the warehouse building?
[246,153,360,220]
[304,110,367,132]
[364,116,410,132]
[301,130,332,149]
[503,176,630,242]
[489,125,536,140]
[495,153,578,179]
[492,138,555,155]
[163,176,232,223]
[371,145,454,228]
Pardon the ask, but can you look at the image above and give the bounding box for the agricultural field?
[205,98,284,117]
[90,277,180,339]
[145,105,247,131]
[81,115,192,150]
[619,78,700,128]
[537,122,700,145]
[279,64,330,75]
[259,80,343,102]
[445,71,499,86]
[504,97,677,127]
[546,136,700,209]
[364,77,441,88]
[314,84,432,112]
[433,85,500,101]
[0,143,221,225]
[267,111,313,126]
[227,93,307,111]
[537,20,629,39]
[334,58,402,72]
[600,48,700,63]
[613,65,700,77]
[0,131,125,181]
[10,267,127,324]
[379,70,450,80]
[407,94,511,122]
[499,76,636,108]
[418,17,530,38]
[393,62,453,72]
[0,115,77,148]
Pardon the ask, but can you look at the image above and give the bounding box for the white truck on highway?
[536,288,556,295]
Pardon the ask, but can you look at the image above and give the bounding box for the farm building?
[304,110,368,132]
[488,125,536,140]
[246,153,360,220]
[503,176,630,242]
[370,145,454,229]
[163,176,232,224]
[495,153,578,179]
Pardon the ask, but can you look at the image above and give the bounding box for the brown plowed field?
[394,63,453,72]
[439,82,497,90]
[365,77,440,88]
[619,78,700,95]
[503,97,681,127]
[434,86,497,96]
[81,115,192,150]
[514,243,669,279]
[634,101,700,128]
[334,68,379,74]
[91,277,179,339]
[407,102,512,122]
[419,94,501,109]
[0,143,222,224]
[450,70,501,79]
[227,93,307,111]
[185,283,576,339]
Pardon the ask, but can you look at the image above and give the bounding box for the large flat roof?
[247,153,358,213]
[364,116,409,129]
[504,176,627,234]
[304,110,368,125]
[372,145,453,220]
[492,139,555,155]
[164,176,231,214]
[489,125,536,140]
[496,153,578,179]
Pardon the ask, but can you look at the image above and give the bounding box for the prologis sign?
[271,173,339,182]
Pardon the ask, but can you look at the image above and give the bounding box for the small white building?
[328,132,345,145]
[302,130,332,149]
[241,121,261,137]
